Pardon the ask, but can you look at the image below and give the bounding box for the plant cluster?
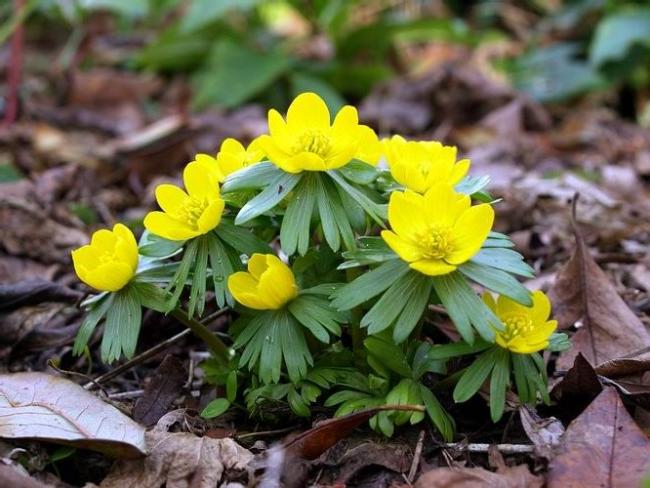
[72,92,569,439]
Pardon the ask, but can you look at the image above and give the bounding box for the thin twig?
[84,328,191,389]
[236,425,299,441]
[108,389,144,400]
[442,443,535,454]
[408,430,425,483]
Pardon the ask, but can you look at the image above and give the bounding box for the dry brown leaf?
[549,205,650,370]
[548,387,650,488]
[414,464,543,488]
[519,406,564,459]
[0,373,146,458]
[99,430,252,488]
[133,355,186,427]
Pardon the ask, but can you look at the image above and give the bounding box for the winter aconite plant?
[71,92,570,439]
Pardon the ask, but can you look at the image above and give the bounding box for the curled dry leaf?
[548,387,650,488]
[549,203,650,370]
[133,355,187,427]
[283,404,425,461]
[0,372,146,458]
[414,464,543,488]
[100,430,253,488]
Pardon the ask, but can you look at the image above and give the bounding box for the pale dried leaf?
[415,464,543,488]
[519,406,564,459]
[0,373,146,458]
[100,430,253,488]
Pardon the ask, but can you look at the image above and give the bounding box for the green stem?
[171,307,230,362]
[345,268,365,367]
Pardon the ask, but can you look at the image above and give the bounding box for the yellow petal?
[113,223,137,249]
[268,109,291,148]
[287,92,330,131]
[354,125,381,165]
[387,190,429,238]
[72,245,99,276]
[446,204,494,265]
[530,290,551,324]
[193,154,224,182]
[496,294,529,317]
[220,137,246,154]
[423,184,470,226]
[155,184,188,214]
[331,105,359,137]
[525,320,557,344]
[324,143,357,170]
[450,158,471,185]
[144,211,198,241]
[258,256,298,308]
[83,262,134,292]
[409,259,457,276]
[381,230,422,262]
[228,272,270,310]
[90,229,117,254]
[197,198,224,234]
[247,253,270,280]
[183,161,219,199]
[286,152,327,172]
[482,292,497,314]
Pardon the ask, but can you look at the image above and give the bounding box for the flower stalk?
[170,307,230,362]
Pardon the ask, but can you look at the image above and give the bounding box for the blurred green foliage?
[5,0,650,110]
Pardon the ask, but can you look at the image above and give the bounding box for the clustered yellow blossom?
[228,254,299,310]
[71,224,138,292]
[257,92,380,172]
[382,135,470,193]
[144,161,225,241]
[483,291,557,354]
[193,137,265,182]
[381,185,494,276]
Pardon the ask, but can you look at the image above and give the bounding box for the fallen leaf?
[0,372,146,458]
[551,354,603,423]
[0,464,52,488]
[0,279,81,311]
[548,387,650,488]
[519,406,564,459]
[595,356,650,378]
[283,404,424,461]
[133,355,187,427]
[549,202,650,370]
[100,429,252,488]
[415,464,543,488]
[332,442,411,484]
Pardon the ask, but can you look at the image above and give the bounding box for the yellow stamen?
[416,225,454,260]
[293,129,332,157]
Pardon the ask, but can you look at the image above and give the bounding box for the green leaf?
[226,371,238,403]
[548,332,571,352]
[431,272,503,343]
[453,348,498,403]
[512,353,531,404]
[131,282,171,313]
[188,235,209,318]
[192,39,289,109]
[234,171,303,224]
[215,219,271,256]
[280,175,317,256]
[489,348,510,422]
[411,343,446,378]
[459,261,532,306]
[362,271,424,335]
[200,398,230,419]
[79,0,147,18]
[138,231,184,259]
[207,233,235,308]
[288,295,342,343]
[221,162,283,193]
[331,259,410,310]
[455,175,490,195]
[364,336,412,378]
[339,160,380,185]
[589,8,650,68]
[472,248,534,278]
[419,384,454,442]
[327,170,386,225]
[136,26,211,72]
[339,237,397,269]
[317,174,356,251]
[428,340,491,360]
[100,286,142,363]
[167,238,199,311]
[73,294,114,356]
[288,387,311,417]
[181,0,260,32]
[314,172,341,252]
[392,274,432,343]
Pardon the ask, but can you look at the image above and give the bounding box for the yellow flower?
[144,161,225,241]
[256,92,378,172]
[382,135,470,193]
[381,185,493,276]
[483,291,557,354]
[71,223,138,292]
[228,254,299,310]
[193,137,265,182]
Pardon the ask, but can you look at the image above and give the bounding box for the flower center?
[293,129,332,157]
[416,225,454,259]
[501,314,534,341]
[176,196,209,229]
